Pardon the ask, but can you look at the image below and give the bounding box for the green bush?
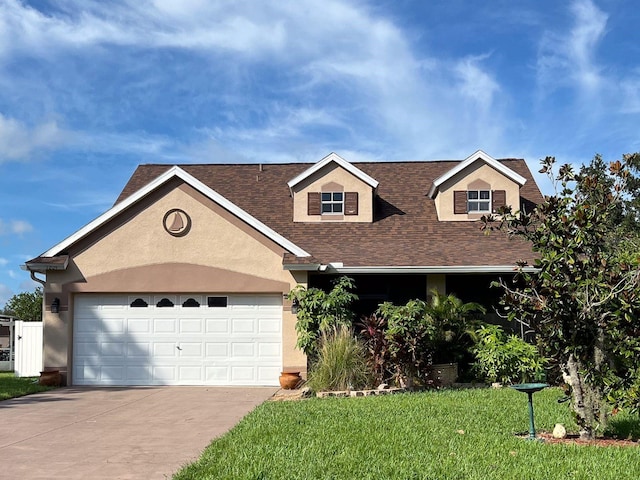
[370,291,485,387]
[472,324,546,384]
[307,326,374,392]
[287,276,357,357]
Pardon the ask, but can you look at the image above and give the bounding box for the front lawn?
[174,387,640,480]
[0,372,54,400]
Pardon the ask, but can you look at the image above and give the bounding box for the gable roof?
[114,156,543,271]
[35,165,310,261]
[428,150,527,198]
[287,152,379,192]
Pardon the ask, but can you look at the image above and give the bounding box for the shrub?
[472,324,546,384]
[372,291,485,387]
[358,313,389,385]
[307,326,374,392]
[287,276,357,357]
[377,299,432,387]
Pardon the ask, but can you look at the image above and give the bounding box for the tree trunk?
[562,354,603,440]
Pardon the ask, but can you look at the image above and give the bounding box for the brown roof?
[116,159,544,268]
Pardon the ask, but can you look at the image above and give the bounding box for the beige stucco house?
[24,150,543,386]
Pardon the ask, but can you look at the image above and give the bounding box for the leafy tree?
[482,154,640,440]
[617,152,640,231]
[3,287,43,321]
[287,276,358,357]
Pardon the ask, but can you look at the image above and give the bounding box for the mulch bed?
[523,432,638,447]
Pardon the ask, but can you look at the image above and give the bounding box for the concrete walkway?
[0,386,277,479]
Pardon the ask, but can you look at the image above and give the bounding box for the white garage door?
[72,294,282,386]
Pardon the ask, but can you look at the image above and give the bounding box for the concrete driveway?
[0,386,278,479]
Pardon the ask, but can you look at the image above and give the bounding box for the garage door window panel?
[156,298,175,308]
[182,298,201,307]
[208,296,228,308]
[130,298,149,307]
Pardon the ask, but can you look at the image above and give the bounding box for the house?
[0,324,10,349]
[24,150,543,387]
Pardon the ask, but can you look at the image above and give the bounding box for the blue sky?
[1,0,639,307]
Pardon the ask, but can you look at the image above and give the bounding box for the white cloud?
[10,220,33,235]
[537,0,607,95]
[0,219,34,236]
[0,0,293,59]
[0,113,70,161]
[455,55,500,113]
[0,258,7,266]
[0,0,521,165]
[567,0,608,91]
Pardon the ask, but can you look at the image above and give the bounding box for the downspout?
[29,270,46,286]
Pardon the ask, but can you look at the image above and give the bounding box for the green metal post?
[527,391,536,440]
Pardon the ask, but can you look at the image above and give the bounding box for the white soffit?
[287,152,379,192]
[42,166,310,258]
[428,150,527,198]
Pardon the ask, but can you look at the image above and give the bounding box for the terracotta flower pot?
[279,371,301,389]
[39,370,62,387]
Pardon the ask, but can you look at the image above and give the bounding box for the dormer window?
[467,190,490,213]
[290,153,377,223]
[454,188,506,215]
[322,192,344,214]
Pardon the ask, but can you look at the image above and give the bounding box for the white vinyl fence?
[14,321,43,377]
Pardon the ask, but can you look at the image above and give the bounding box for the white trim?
[42,166,310,258]
[321,265,538,274]
[287,152,379,192]
[467,189,491,213]
[428,150,527,198]
[321,191,344,215]
[283,264,321,271]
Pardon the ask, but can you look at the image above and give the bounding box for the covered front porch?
[308,271,523,333]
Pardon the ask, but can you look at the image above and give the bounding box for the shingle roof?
[116,159,544,268]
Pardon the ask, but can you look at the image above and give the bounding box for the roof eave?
[283,263,322,271]
[40,166,310,259]
[320,265,539,274]
[287,152,379,192]
[430,150,527,198]
[22,255,70,273]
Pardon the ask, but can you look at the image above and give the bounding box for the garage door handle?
[176,346,182,351]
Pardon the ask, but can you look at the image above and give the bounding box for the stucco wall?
[43,181,308,382]
[292,163,374,223]
[435,162,521,221]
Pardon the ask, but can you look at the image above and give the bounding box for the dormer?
[288,153,378,223]
[428,150,526,221]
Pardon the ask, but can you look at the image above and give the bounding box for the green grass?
[0,372,54,400]
[174,387,640,480]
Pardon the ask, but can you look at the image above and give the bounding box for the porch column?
[426,274,446,299]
